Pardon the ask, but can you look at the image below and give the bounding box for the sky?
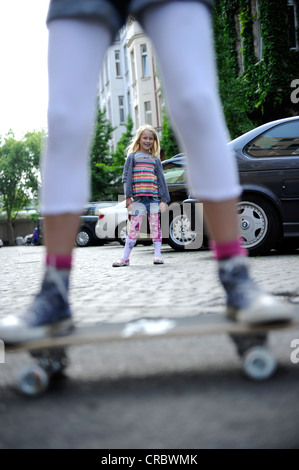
[0,1,49,139]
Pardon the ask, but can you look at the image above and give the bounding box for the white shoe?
[112,258,130,267]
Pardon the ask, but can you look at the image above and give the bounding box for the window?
[123,45,128,74]
[127,90,131,117]
[119,96,125,124]
[105,56,109,84]
[288,1,298,49]
[115,50,121,77]
[244,121,299,158]
[163,163,185,184]
[141,44,149,78]
[131,50,136,82]
[144,101,152,125]
[255,0,263,61]
[135,105,139,129]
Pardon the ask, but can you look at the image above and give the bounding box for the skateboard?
[6,313,299,396]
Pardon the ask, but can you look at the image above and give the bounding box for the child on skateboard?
[0,0,294,344]
[112,125,170,267]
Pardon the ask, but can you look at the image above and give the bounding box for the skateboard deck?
[5,313,299,395]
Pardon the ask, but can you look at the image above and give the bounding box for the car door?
[241,119,299,237]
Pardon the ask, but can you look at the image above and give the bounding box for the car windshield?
[245,121,299,157]
[82,204,101,215]
[163,163,185,184]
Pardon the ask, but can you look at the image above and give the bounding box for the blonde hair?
[126,125,160,158]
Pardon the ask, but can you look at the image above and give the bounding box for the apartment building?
[99,0,298,152]
[98,19,163,153]
[98,25,131,152]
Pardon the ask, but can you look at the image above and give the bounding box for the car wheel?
[115,222,127,246]
[76,229,92,247]
[168,213,198,251]
[238,195,281,256]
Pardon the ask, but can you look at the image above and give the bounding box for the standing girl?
[113,125,170,267]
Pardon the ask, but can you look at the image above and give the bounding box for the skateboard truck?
[18,348,68,396]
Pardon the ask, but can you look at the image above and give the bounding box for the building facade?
[98,19,163,153]
[99,0,298,150]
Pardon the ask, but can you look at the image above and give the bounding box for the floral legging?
[128,213,162,242]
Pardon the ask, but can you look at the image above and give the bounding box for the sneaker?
[218,256,294,325]
[112,258,130,267]
[0,266,73,344]
[153,256,164,264]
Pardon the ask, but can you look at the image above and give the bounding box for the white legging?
[41,1,241,215]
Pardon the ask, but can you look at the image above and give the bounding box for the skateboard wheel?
[242,346,277,381]
[18,365,49,397]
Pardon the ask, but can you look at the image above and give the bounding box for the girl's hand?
[160,201,167,213]
[126,197,133,210]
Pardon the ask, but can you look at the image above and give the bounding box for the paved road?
[0,243,299,449]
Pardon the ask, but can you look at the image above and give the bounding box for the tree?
[0,130,44,244]
[89,107,115,200]
[160,112,180,159]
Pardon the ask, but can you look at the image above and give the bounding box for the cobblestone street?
[0,244,299,449]
[1,243,298,324]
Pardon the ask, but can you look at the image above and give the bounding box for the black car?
[37,213,100,248]
[162,116,299,255]
[37,202,117,248]
[75,215,100,247]
[76,202,119,247]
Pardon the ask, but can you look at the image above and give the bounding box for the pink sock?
[46,254,72,270]
[209,238,247,260]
